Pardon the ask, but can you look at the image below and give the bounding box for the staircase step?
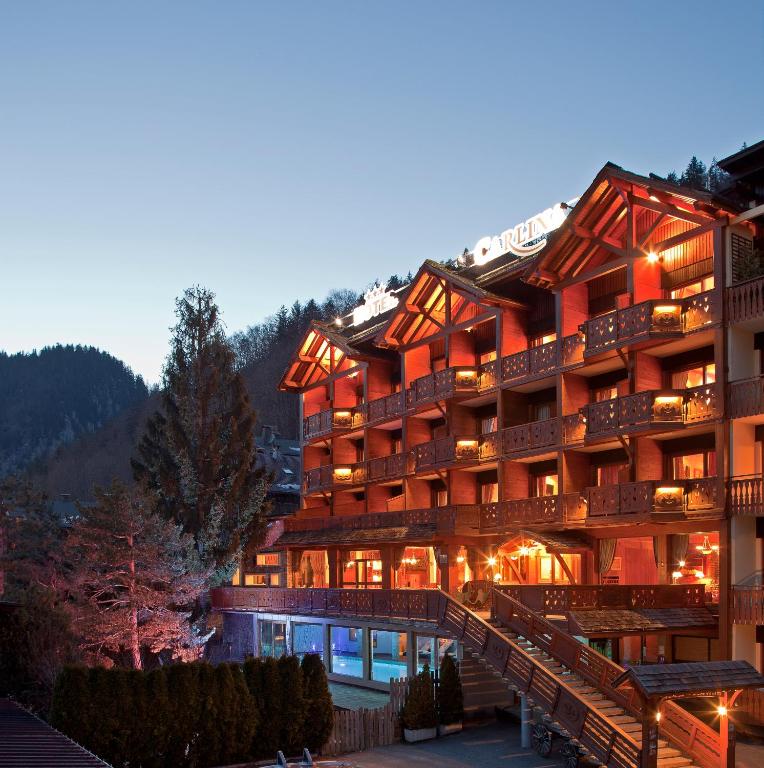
[656,758,693,768]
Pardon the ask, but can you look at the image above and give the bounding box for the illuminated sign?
[352,283,400,326]
[466,199,579,266]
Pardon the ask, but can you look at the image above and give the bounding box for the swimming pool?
[331,654,408,681]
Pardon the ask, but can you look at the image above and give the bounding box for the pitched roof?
[0,699,111,767]
[518,529,592,552]
[568,607,717,638]
[613,661,764,700]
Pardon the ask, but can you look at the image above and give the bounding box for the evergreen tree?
[278,655,306,755]
[50,666,92,747]
[253,657,283,757]
[708,157,731,192]
[401,665,437,730]
[132,286,268,577]
[64,481,207,669]
[164,662,201,767]
[300,654,333,752]
[680,156,708,190]
[144,668,170,768]
[436,654,463,725]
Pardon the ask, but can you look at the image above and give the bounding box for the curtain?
[670,534,689,567]
[598,538,617,574]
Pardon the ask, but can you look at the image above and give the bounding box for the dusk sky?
[2,1,762,383]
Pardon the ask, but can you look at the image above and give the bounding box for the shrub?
[225,663,258,763]
[278,655,306,755]
[50,666,92,747]
[300,654,334,752]
[401,665,437,730]
[436,654,464,725]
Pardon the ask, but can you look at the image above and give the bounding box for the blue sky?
[2,1,762,383]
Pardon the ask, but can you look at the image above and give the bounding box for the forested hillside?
[0,345,150,478]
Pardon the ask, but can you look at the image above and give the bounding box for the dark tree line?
[665,155,731,193]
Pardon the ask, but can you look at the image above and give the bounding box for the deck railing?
[501,339,559,383]
[728,374,764,419]
[728,474,764,516]
[502,417,560,455]
[731,585,764,624]
[367,452,410,482]
[407,365,486,408]
[365,391,406,424]
[727,274,764,325]
[303,407,365,440]
[478,493,583,530]
[414,434,499,471]
[303,463,366,493]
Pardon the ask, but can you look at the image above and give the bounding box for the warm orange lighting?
[487,556,497,567]
[519,546,530,556]
[655,396,681,404]
[493,573,501,582]
[334,467,352,479]
[657,486,682,494]
[335,317,343,327]
[647,251,659,263]
[696,535,717,555]
[694,570,705,579]
[671,570,683,580]
[654,305,680,314]
[334,410,352,418]
[656,711,662,723]
[717,705,727,717]
[678,559,686,567]
[456,555,465,564]
[456,369,477,382]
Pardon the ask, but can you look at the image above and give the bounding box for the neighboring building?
[214,146,764,721]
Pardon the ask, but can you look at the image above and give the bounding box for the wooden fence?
[323,679,408,756]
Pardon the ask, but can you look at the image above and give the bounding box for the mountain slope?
[0,345,150,478]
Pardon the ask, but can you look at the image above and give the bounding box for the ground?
[328,682,390,710]
[342,721,564,768]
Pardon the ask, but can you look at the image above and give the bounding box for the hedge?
[50,655,333,768]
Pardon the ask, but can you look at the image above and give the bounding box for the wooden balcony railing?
[502,417,561,455]
[582,386,719,439]
[581,291,718,358]
[501,339,559,383]
[583,478,718,521]
[498,583,706,614]
[727,275,764,325]
[728,374,764,419]
[414,433,498,471]
[303,407,365,440]
[562,412,586,444]
[303,463,366,493]
[728,475,764,516]
[732,586,764,624]
[479,493,583,530]
[561,332,585,367]
[407,365,484,408]
[365,391,406,425]
[366,452,410,482]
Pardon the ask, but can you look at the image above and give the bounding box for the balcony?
[728,375,764,419]
[582,385,719,440]
[414,433,499,472]
[732,586,764,624]
[303,463,366,494]
[727,274,764,326]
[501,414,585,458]
[365,391,406,425]
[303,407,365,441]
[500,333,585,388]
[728,475,764,516]
[581,291,718,358]
[366,452,411,483]
[407,365,493,409]
[478,493,584,531]
[582,478,718,522]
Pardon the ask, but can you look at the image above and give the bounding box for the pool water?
[331,654,408,681]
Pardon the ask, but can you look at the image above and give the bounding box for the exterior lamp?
[678,559,686,567]
[455,369,478,383]
[717,705,727,717]
[456,555,465,564]
[335,317,343,327]
[655,711,662,723]
[647,251,660,264]
[487,556,497,567]
[493,573,501,582]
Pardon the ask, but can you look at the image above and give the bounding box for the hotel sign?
[468,199,578,266]
[352,283,400,327]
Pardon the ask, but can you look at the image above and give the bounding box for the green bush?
[278,655,306,755]
[436,654,464,725]
[300,654,334,752]
[401,665,437,730]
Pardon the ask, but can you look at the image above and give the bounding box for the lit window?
[670,276,714,299]
[671,363,715,389]
[532,473,558,497]
[593,385,618,402]
[672,450,716,480]
[371,630,408,682]
[530,332,557,348]
[330,625,363,678]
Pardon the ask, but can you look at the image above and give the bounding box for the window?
[671,363,715,389]
[479,350,497,364]
[259,620,286,658]
[371,630,408,682]
[670,276,714,299]
[596,463,627,486]
[255,553,279,566]
[672,451,716,479]
[330,626,363,678]
[532,473,558,497]
[342,550,383,589]
[480,482,498,504]
[531,402,555,421]
[530,332,557,347]
[416,636,457,673]
[481,415,498,434]
[593,385,618,402]
[293,623,323,660]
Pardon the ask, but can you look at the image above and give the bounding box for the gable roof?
[525,163,738,289]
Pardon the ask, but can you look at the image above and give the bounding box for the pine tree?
[278,655,306,755]
[64,481,207,669]
[436,654,463,725]
[164,662,200,767]
[401,665,437,730]
[300,654,333,752]
[143,668,170,768]
[254,657,283,757]
[680,156,708,190]
[50,666,92,747]
[132,286,268,578]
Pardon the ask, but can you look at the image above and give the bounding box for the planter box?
[404,726,437,743]
[438,722,463,737]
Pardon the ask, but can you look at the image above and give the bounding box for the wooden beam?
[553,552,577,585]
[652,218,724,254]
[638,212,668,248]
[572,223,627,258]
[630,194,712,226]
[553,253,632,290]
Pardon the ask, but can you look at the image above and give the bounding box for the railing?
[407,366,483,408]
[684,383,719,423]
[728,374,764,419]
[562,412,586,444]
[502,417,560,455]
[731,586,764,624]
[414,435,483,470]
[479,493,582,530]
[365,391,406,424]
[367,452,410,482]
[493,590,720,768]
[583,390,690,438]
[581,292,717,357]
[728,475,764,516]
[303,407,365,440]
[727,274,764,325]
[561,332,585,367]
[501,339,559,383]
[736,688,764,726]
[583,479,718,520]
[497,584,706,614]
[479,359,498,390]
[303,463,366,493]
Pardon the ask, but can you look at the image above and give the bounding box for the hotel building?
[212,141,764,766]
